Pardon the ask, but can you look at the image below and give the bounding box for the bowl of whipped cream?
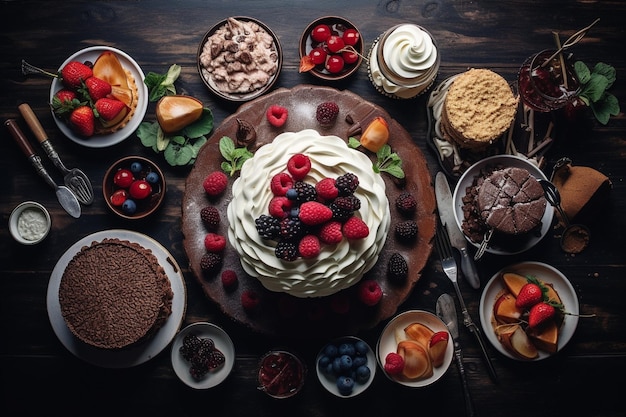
[9,201,51,245]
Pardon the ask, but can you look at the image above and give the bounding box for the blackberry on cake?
[395,191,417,216]
[200,205,221,230]
[200,252,222,272]
[387,252,409,283]
[395,220,418,242]
[335,172,359,195]
[316,101,340,126]
[255,214,281,239]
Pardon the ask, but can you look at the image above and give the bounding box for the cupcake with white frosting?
[368,24,440,99]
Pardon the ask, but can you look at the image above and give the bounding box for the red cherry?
[342,28,360,46]
[311,24,331,43]
[129,179,152,200]
[325,55,345,74]
[113,169,134,188]
[110,189,128,206]
[308,47,327,65]
[342,50,359,65]
[326,35,345,53]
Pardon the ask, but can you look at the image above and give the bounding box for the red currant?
[326,35,345,53]
[342,50,359,65]
[113,169,134,188]
[129,180,152,200]
[309,47,327,65]
[110,189,128,206]
[342,28,360,46]
[311,24,331,43]
[325,55,345,74]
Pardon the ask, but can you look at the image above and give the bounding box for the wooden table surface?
[1,1,625,416]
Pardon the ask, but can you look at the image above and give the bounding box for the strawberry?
[298,234,321,258]
[318,221,343,244]
[54,89,77,104]
[515,282,544,309]
[84,76,112,101]
[266,104,288,127]
[342,216,369,239]
[61,61,93,89]
[270,172,294,196]
[94,98,127,122]
[528,302,556,328]
[316,101,340,126]
[51,89,80,117]
[68,105,95,137]
[287,153,311,180]
[299,201,333,226]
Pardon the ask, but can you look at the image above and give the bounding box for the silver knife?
[5,119,81,218]
[435,171,480,289]
[437,294,475,417]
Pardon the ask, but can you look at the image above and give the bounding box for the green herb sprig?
[219,136,253,176]
[374,144,405,179]
[143,64,181,102]
[574,61,620,125]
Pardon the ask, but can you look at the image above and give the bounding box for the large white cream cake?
[227,129,390,298]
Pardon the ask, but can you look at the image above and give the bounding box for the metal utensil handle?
[454,347,475,417]
[5,119,57,190]
[468,321,499,384]
[18,103,71,175]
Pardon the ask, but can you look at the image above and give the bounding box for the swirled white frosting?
[369,24,439,98]
[227,130,390,298]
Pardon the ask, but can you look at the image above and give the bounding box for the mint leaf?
[581,73,609,103]
[348,137,361,149]
[182,108,213,138]
[373,145,405,179]
[574,61,591,84]
[137,121,159,148]
[218,136,252,175]
[591,93,620,125]
[219,136,235,160]
[144,64,181,102]
[593,62,616,88]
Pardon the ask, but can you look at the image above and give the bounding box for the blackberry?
[329,202,353,222]
[334,195,361,212]
[395,191,417,216]
[280,217,306,240]
[180,334,202,361]
[255,214,281,239]
[293,181,317,203]
[395,220,418,242]
[335,173,359,196]
[387,252,409,283]
[200,252,222,272]
[207,349,226,369]
[275,240,298,261]
[200,206,221,230]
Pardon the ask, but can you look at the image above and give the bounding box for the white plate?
[49,46,148,148]
[376,310,453,388]
[171,322,235,389]
[316,336,376,398]
[46,229,186,368]
[452,154,553,255]
[479,261,579,360]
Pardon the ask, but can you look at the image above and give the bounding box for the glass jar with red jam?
[518,49,581,112]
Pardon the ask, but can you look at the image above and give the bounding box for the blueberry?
[332,357,342,374]
[290,207,300,218]
[130,161,143,173]
[352,355,367,368]
[323,362,334,376]
[354,340,369,356]
[323,344,338,358]
[339,354,352,371]
[355,365,371,384]
[318,355,331,369]
[338,343,355,357]
[286,188,298,200]
[146,171,159,184]
[336,376,355,396]
[122,199,137,214]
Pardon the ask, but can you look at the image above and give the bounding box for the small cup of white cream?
[9,201,51,245]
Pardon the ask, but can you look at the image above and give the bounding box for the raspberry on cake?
[358,280,383,306]
[204,233,227,252]
[203,171,228,197]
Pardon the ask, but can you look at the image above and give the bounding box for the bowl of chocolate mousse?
[368,24,440,99]
[197,16,283,102]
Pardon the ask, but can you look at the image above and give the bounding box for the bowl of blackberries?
[103,155,166,220]
[316,336,376,397]
[299,16,364,81]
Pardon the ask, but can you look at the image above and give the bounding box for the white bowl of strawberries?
[49,46,148,148]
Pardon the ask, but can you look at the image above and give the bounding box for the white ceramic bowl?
[452,154,553,256]
[479,261,579,361]
[377,310,453,388]
[49,46,148,148]
[9,201,51,245]
[316,336,376,398]
[171,322,235,389]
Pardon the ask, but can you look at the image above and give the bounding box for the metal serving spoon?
[538,179,590,253]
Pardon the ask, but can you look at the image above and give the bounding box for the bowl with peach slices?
[49,46,148,148]
[376,310,453,387]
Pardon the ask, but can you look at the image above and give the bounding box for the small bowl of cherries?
[103,155,166,220]
[299,16,364,81]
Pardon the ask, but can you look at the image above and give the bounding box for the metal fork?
[435,223,499,383]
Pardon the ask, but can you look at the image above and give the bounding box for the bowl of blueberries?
[315,336,376,397]
[102,155,166,220]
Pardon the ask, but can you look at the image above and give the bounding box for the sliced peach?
[92,51,129,89]
[396,340,433,380]
[493,292,523,324]
[359,116,389,153]
[528,319,559,354]
[501,272,528,297]
[428,331,449,368]
[155,95,203,133]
